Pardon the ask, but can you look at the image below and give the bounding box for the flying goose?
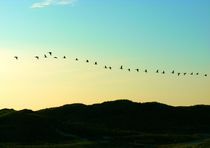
[14,56,18,60]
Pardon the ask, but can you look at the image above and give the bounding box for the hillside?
[1,100,210,147]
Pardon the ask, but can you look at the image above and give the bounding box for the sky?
[0,0,210,110]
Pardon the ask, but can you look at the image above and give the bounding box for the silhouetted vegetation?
[1,100,210,147]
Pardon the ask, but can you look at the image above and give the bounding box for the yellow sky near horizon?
[0,49,209,110]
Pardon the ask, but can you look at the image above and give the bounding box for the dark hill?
[1,100,210,146]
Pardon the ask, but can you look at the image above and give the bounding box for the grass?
[160,138,210,148]
[1,135,210,148]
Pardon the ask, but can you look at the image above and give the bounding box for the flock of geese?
[14,52,208,77]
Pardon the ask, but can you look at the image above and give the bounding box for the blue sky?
[0,0,210,109]
[1,0,209,68]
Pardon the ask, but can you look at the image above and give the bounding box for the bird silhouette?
[204,74,208,77]
[94,62,98,65]
[105,66,107,69]
[178,73,181,76]
[120,65,123,70]
[172,70,175,74]
[184,73,187,76]
[109,67,112,70]
[128,69,131,72]
[44,54,47,58]
[86,60,89,63]
[48,52,52,56]
[196,73,199,75]
[75,58,78,61]
[136,69,139,72]
[54,57,58,59]
[14,56,18,60]
[190,72,193,75]
[35,56,39,60]
[162,71,165,74]
[145,69,148,73]
[63,56,66,59]
[156,70,159,73]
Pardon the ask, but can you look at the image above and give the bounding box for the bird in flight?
[86,60,89,63]
[145,69,148,73]
[172,70,175,74]
[54,57,58,59]
[48,52,52,56]
[63,56,66,59]
[156,70,159,73]
[196,73,199,75]
[136,69,139,72]
[44,54,47,58]
[128,69,131,72]
[120,65,123,70]
[162,71,165,74]
[178,73,181,76]
[204,74,208,77]
[109,66,112,70]
[105,66,107,69]
[184,73,187,76]
[75,58,78,61]
[94,62,98,65]
[14,56,18,60]
[35,56,39,60]
[190,72,193,75]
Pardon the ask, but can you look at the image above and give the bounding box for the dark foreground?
[1,100,210,147]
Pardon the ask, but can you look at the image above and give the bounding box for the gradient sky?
[0,0,210,110]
